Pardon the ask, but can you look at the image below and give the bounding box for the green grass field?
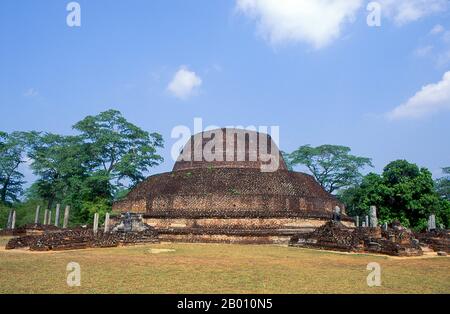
[0,238,449,294]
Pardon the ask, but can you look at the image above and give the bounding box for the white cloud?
[387,71,450,120]
[235,0,363,49]
[378,0,448,25]
[430,24,445,35]
[23,88,38,97]
[167,66,202,100]
[414,45,433,57]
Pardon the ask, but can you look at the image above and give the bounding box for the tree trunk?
[0,176,10,202]
[47,196,55,210]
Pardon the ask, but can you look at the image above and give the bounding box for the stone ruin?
[0,223,60,237]
[414,215,449,255]
[289,220,423,257]
[414,230,449,254]
[289,211,450,257]
[5,213,159,251]
[112,128,353,244]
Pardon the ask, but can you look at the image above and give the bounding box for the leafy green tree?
[340,160,450,230]
[28,133,88,210]
[73,109,164,189]
[0,131,37,203]
[339,173,387,217]
[436,167,450,200]
[286,145,373,193]
[27,110,164,225]
[281,151,294,171]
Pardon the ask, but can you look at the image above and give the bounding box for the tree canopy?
[340,160,450,231]
[436,167,450,201]
[73,109,164,188]
[0,131,37,203]
[0,109,165,225]
[286,144,373,193]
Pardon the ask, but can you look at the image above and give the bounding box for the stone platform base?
[159,233,292,245]
[108,214,355,245]
[290,221,423,257]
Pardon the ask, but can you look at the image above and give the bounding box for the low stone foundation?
[159,233,291,244]
[108,213,354,244]
[6,229,159,251]
[5,217,159,251]
[415,230,450,253]
[290,221,423,256]
[0,224,60,237]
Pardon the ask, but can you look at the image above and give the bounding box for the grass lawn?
[0,239,449,294]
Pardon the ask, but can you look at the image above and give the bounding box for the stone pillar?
[428,214,436,232]
[333,206,341,222]
[54,204,61,227]
[362,222,366,227]
[355,216,359,227]
[369,206,378,227]
[48,211,52,225]
[6,209,13,229]
[383,222,388,231]
[104,212,110,233]
[43,209,49,225]
[34,205,41,224]
[365,215,369,227]
[93,213,99,235]
[11,210,16,230]
[63,206,70,229]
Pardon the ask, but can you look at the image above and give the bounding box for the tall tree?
[73,109,164,190]
[340,160,450,230]
[28,133,88,209]
[281,151,294,171]
[287,144,373,193]
[436,167,450,200]
[0,131,36,203]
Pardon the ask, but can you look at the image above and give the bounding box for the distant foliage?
[0,131,38,204]
[435,167,450,201]
[286,144,373,193]
[340,160,450,231]
[0,109,164,227]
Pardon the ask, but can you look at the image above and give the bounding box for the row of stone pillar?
[4,205,72,230]
[355,206,378,228]
[6,210,16,230]
[5,207,113,234]
[37,204,71,228]
[92,212,111,235]
[354,207,438,232]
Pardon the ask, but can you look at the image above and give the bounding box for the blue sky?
[1,0,449,184]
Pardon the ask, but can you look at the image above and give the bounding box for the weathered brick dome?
[112,128,350,244]
[173,128,288,172]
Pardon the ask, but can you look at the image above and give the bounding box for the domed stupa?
[112,128,353,244]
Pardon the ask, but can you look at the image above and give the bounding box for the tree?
[436,167,450,200]
[339,173,387,217]
[29,110,164,224]
[0,131,36,203]
[281,151,294,171]
[73,109,164,190]
[286,145,373,193]
[340,160,450,230]
[28,133,88,210]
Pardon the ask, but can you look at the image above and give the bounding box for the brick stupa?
[112,128,353,244]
